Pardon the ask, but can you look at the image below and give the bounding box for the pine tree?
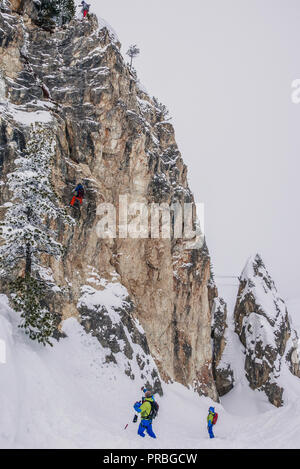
[10,276,56,346]
[126,44,140,69]
[37,0,76,29]
[0,124,73,345]
[58,0,76,25]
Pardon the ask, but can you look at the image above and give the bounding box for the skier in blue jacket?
[207,406,218,439]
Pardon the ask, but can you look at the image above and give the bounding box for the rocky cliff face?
[234,254,300,407]
[0,1,219,399]
[211,295,234,396]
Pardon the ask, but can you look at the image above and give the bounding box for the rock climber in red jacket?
[70,183,85,206]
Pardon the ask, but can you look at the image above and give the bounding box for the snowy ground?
[0,291,300,449]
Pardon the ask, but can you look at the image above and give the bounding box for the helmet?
[209,407,215,413]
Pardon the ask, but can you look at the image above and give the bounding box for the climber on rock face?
[70,183,85,206]
[79,1,91,18]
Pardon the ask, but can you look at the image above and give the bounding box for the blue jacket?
[74,184,84,196]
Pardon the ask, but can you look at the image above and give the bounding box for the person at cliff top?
[70,183,85,206]
[79,1,91,18]
[207,406,218,439]
[133,390,157,439]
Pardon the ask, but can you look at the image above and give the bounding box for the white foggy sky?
[88,0,300,302]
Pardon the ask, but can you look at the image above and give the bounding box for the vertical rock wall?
[0,2,218,399]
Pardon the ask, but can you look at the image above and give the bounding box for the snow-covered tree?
[153,97,170,122]
[0,124,72,345]
[37,0,76,28]
[126,44,140,69]
[10,276,56,346]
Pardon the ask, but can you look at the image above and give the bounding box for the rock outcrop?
[234,254,300,406]
[211,296,234,396]
[0,1,219,399]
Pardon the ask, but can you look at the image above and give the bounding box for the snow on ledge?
[0,101,53,126]
[77,281,130,325]
[8,108,53,126]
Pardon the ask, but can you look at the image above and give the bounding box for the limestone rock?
[0,2,219,400]
[234,254,300,407]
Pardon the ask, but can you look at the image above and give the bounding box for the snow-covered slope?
[1,292,300,449]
